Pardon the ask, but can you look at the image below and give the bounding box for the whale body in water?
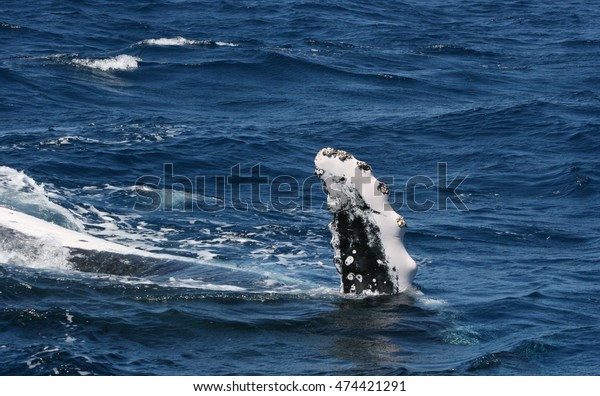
[315,148,416,294]
[0,205,187,276]
[1,149,416,294]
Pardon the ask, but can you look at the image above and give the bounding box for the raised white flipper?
[315,148,416,294]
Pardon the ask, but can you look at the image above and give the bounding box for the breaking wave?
[71,54,141,71]
[137,37,238,47]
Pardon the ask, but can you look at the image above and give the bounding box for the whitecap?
[40,135,100,146]
[0,166,83,231]
[0,22,21,29]
[215,41,238,47]
[137,37,238,47]
[138,36,209,46]
[71,54,141,71]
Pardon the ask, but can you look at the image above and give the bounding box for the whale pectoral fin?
[333,210,395,294]
[315,148,416,295]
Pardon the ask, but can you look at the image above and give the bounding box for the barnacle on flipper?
[357,161,371,171]
[396,215,407,228]
[321,147,337,157]
[377,182,390,195]
[335,150,352,161]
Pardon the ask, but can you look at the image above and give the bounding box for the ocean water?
[1,0,599,375]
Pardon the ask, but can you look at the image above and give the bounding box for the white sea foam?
[166,277,246,292]
[25,347,61,371]
[71,54,141,71]
[40,135,101,146]
[138,36,208,46]
[137,37,238,47]
[0,22,21,29]
[215,41,238,47]
[0,166,83,231]
[38,124,185,147]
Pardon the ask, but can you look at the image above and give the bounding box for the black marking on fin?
[332,210,394,294]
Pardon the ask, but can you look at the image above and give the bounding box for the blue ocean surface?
[1,0,599,375]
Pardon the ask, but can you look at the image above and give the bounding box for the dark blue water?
[1,0,599,375]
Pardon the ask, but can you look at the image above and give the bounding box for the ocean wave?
[304,38,361,49]
[16,53,75,61]
[137,36,238,47]
[0,166,83,231]
[39,135,101,146]
[71,54,141,71]
[0,22,21,29]
[183,51,419,85]
[422,44,501,58]
[138,36,209,46]
[36,123,186,147]
[215,41,238,47]
[465,339,555,373]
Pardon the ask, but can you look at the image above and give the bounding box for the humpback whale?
[0,206,187,276]
[315,148,416,294]
[1,150,416,294]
